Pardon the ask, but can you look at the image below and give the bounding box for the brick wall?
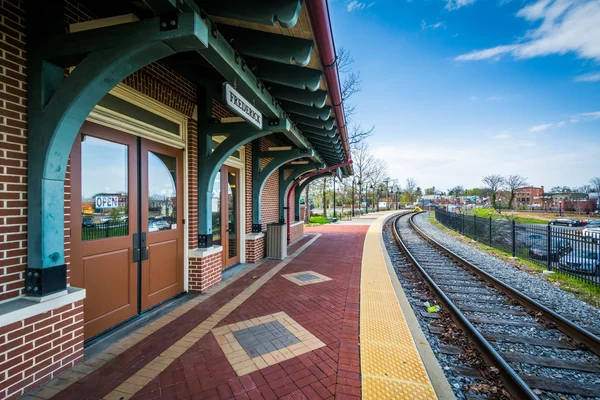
[245,236,265,263]
[0,300,85,400]
[289,222,304,243]
[245,144,253,235]
[0,0,27,302]
[188,251,222,292]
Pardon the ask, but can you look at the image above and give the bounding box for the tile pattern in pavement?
[31,224,368,400]
[213,312,325,376]
[129,224,366,399]
[280,270,332,286]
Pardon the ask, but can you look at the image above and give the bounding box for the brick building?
[0,1,352,398]
[514,186,543,206]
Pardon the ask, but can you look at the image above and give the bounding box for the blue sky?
[329,0,600,191]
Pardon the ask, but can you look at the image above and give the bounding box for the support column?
[278,164,319,221]
[251,145,313,231]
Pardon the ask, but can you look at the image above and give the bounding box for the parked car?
[549,218,581,227]
[582,228,600,242]
[528,238,572,261]
[582,220,600,228]
[155,220,171,230]
[148,221,159,232]
[82,216,95,228]
[559,248,600,275]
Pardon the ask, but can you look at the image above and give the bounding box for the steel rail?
[408,212,600,357]
[391,212,539,400]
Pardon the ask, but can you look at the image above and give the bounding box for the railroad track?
[391,212,600,400]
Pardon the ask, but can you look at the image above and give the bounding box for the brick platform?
[28,225,368,400]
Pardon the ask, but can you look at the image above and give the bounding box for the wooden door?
[71,122,139,340]
[222,165,240,268]
[140,140,184,310]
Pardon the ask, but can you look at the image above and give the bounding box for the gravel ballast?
[414,212,600,332]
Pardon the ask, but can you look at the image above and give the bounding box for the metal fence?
[82,222,128,241]
[434,208,600,286]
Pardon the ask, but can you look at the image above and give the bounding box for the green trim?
[252,144,313,226]
[247,56,323,91]
[279,100,331,120]
[200,0,302,29]
[267,83,328,108]
[28,14,209,269]
[295,174,328,220]
[218,25,314,67]
[289,114,335,130]
[279,164,319,220]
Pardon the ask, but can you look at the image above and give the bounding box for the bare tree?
[590,177,600,194]
[336,47,373,145]
[505,174,528,210]
[402,178,418,203]
[348,124,374,147]
[482,174,505,209]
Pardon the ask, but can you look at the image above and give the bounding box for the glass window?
[212,171,221,245]
[81,136,129,241]
[148,151,177,232]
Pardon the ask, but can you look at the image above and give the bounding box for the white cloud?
[421,20,447,30]
[575,72,600,82]
[529,123,555,132]
[371,140,600,190]
[517,140,538,147]
[578,111,600,118]
[346,1,375,12]
[470,95,503,100]
[445,0,477,11]
[570,118,579,123]
[455,0,600,62]
[493,129,512,139]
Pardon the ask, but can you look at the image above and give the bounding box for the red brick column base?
[0,289,86,400]
[245,233,265,263]
[188,247,223,292]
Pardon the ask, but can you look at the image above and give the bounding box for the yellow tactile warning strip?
[280,270,332,286]
[103,234,322,400]
[360,213,438,399]
[213,312,325,376]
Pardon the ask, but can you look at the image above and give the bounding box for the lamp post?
[358,180,363,215]
[369,184,374,213]
[377,189,381,212]
[333,175,336,219]
[352,178,356,217]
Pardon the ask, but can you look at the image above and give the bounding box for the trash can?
[266,222,287,259]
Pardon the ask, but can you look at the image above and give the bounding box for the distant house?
[514,186,543,206]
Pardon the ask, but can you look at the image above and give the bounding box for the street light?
[352,178,356,217]
[333,174,336,219]
[369,184,374,213]
[358,180,363,215]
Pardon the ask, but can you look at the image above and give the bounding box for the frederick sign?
[223,83,262,129]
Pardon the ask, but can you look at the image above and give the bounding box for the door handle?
[141,232,148,260]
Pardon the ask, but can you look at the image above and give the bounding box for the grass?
[427,213,600,308]
[468,207,548,225]
[305,216,330,227]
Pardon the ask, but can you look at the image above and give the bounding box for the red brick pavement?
[48,225,368,400]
